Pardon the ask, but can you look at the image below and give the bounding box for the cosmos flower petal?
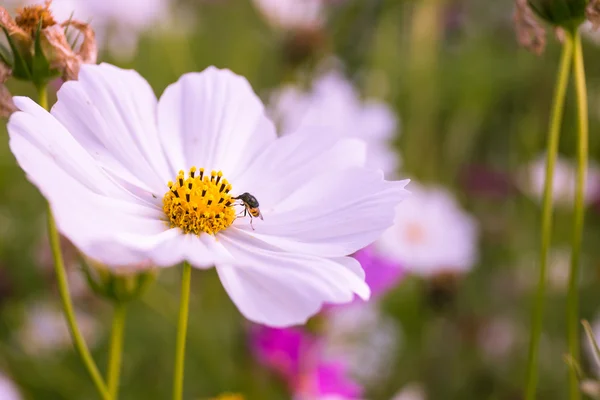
[246,168,410,257]
[90,228,233,268]
[156,67,277,179]
[11,137,170,266]
[270,69,400,177]
[8,97,136,201]
[52,63,170,193]
[234,134,366,211]
[216,229,370,327]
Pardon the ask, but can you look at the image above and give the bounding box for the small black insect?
[233,192,263,229]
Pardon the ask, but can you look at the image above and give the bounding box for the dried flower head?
[0,62,16,118]
[14,1,56,37]
[514,0,547,54]
[0,1,97,87]
[588,0,600,28]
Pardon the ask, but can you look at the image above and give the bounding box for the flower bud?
[0,1,97,88]
[527,0,589,28]
[81,257,157,304]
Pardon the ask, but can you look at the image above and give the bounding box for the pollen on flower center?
[15,1,56,37]
[162,167,236,235]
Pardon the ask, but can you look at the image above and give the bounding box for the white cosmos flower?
[0,374,21,400]
[252,0,324,30]
[391,383,426,400]
[17,303,99,355]
[270,70,400,178]
[375,184,478,276]
[8,63,409,327]
[518,154,600,208]
[324,302,400,385]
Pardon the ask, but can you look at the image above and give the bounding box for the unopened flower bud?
[81,257,157,304]
[0,1,97,87]
[527,0,589,28]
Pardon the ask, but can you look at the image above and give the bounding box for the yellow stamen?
[15,0,56,37]
[162,167,236,235]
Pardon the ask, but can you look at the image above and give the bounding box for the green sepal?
[528,0,589,29]
[81,256,158,304]
[2,26,31,81]
[30,21,59,88]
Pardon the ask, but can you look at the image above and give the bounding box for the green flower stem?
[107,303,127,399]
[567,28,588,400]
[39,85,112,400]
[524,34,573,400]
[173,262,192,400]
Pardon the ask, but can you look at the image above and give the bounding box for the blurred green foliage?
[4,0,600,399]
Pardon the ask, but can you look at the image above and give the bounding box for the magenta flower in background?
[353,247,404,299]
[250,248,404,399]
[251,326,363,399]
[296,361,363,399]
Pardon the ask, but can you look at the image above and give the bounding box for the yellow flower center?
[162,167,236,235]
[15,0,56,37]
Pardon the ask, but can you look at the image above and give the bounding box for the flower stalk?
[173,262,192,400]
[567,27,588,400]
[107,303,126,399]
[40,84,111,400]
[524,30,573,400]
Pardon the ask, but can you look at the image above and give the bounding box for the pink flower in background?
[251,249,404,398]
[353,247,403,299]
[251,326,363,399]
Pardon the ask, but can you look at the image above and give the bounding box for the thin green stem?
[524,35,573,400]
[47,212,111,400]
[39,84,111,400]
[172,262,192,400]
[567,29,588,400]
[107,303,126,399]
[37,85,48,110]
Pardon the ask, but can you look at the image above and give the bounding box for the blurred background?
[3,0,600,399]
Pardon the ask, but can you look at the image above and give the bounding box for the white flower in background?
[8,63,409,327]
[0,374,21,400]
[271,70,400,177]
[583,21,600,45]
[518,154,600,207]
[6,0,171,59]
[252,0,324,31]
[391,383,426,400]
[17,303,99,355]
[323,302,401,385]
[375,184,478,276]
